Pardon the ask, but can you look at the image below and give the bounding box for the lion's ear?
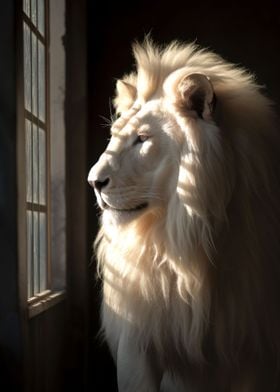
[114,80,137,114]
[116,80,137,100]
[178,73,216,120]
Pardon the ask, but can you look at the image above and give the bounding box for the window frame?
[17,0,66,318]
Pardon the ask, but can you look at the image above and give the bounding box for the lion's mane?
[95,40,280,386]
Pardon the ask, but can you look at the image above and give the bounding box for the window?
[20,0,66,316]
[23,0,49,300]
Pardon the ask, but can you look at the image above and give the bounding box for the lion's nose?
[88,158,112,193]
[93,177,110,193]
[87,165,111,192]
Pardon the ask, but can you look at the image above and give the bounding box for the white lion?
[88,40,280,391]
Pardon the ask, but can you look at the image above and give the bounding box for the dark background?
[87,1,280,390]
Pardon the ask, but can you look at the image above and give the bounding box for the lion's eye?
[134,134,150,145]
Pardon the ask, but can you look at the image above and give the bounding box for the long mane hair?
[95,40,280,367]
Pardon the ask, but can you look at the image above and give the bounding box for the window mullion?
[36,0,41,293]
[28,0,35,297]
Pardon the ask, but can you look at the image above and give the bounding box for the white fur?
[89,40,280,391]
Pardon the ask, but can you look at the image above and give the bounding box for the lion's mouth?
[103,202,148,213]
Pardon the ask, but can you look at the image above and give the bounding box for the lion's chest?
[102,260,165,323]
[102,257,199,361]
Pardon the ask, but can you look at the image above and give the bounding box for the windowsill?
[28,289,66,318]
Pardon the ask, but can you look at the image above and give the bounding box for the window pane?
[32,123,39,204]
[31,0,37,26]
[39,212,47,291]
[23,23,31,112]
[38,40,45,122]
[23,0,30,18]
[27,210,48,297]
[38,0,45,36]
[33,211,39,295]
[25,120,32,202]
[39,128,46,204]
[31,32,38,117]
[27,210,33,297]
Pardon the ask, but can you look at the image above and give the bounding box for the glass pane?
[31,0,37,26]
[23,23,31,112]
[39,212,47,291]
[38,0,45,36]
[23,0,30,17]
[38,40,45,122]
[31,32,38,117]
[27,210,33,297]
[32,123,39,203]
[39,128,46,204]
[33,211,39,295]
[25,120,32,202]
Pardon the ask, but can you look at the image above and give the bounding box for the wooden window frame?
[17,0,66,319]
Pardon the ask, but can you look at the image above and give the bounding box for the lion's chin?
[102,202,149,226]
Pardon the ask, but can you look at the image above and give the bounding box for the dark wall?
[88,0,280,125]
[0,1,23,390]
[87,1,280,390]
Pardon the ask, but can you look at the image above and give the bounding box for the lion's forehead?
[111,99,163,137]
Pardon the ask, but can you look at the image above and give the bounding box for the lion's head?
[88,40,276,258]
[88,98,177,222]
[88,40,280,378]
